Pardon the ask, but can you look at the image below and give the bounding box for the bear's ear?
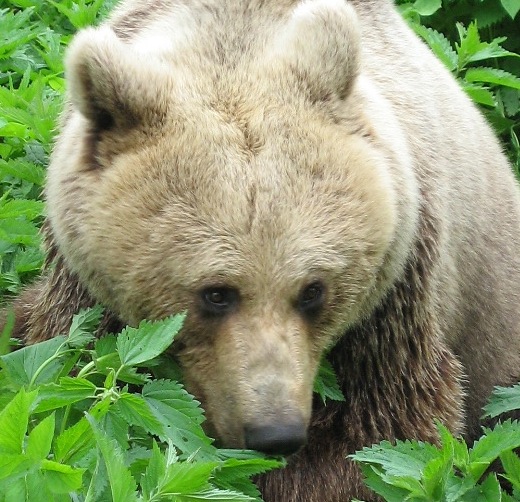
[270,0,360,100]
[65,27,172,131]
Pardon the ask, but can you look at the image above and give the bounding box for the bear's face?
[46,0,410,452]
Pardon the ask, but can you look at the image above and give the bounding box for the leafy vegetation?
[0,307,284,500]
[1,0,520,501]
[351,385,520,501]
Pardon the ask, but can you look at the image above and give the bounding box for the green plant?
[398,0,520,174]
[351,384,520,501]
[0,307,285,500]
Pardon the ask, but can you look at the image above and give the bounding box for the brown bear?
[4,0,520,500]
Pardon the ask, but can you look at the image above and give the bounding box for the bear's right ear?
[268,0,361,100]
[65,27,172,131]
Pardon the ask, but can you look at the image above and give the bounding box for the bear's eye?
[298,281,326,315]
[200,287,239,316]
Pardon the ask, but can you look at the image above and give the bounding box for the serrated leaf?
[313,356,344,405]
[142,379,216,458]
[0,388,36,454]
[67,306,103,348]
[86,414,138,502]
[351,439,438,479]
[483,383,520,418]
[413,24,457,71]
[500,450,520,491]
[54,399,111,464]
[358,464,413,502]
[117,314,185,366]
[161,461,218,495]
[114,392,164,433]
[460,81,497,107]
[141,441,166,499]
[0,335,67,387]
[33,377,97,413]
[466,67,520,91]
[213,458,282,499]
[170,489,256,501]
[459,473,501,501]
[26,413,54,460]
[469,420,520,479]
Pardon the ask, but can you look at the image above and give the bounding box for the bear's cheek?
[175,313,321,451]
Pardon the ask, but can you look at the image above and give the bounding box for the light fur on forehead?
[65,26,172,129]
[269,0,361,99]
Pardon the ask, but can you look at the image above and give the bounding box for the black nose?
[244,422,307,455]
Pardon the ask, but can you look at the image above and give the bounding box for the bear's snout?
[244,420,308,455]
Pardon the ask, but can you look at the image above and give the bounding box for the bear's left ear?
[269,0,361,100]
[65,26,173,131]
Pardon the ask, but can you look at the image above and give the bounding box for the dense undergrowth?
[0,0,519,500]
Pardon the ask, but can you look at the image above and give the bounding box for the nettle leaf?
[501,0,520,19]
[500,450,520,492]
[67,305,104,348]
[141,441,166,499]
[170,489,256,501]
[40,459,85,494]
[469,420,520,479]
[0,388,36,454]
[313,356,345,405]
[86,414,138,502]
[351,439,439,480]
[34,377,97,413]
[54,399,111,465]
[456,22,518,68]
[482,383,520,418]
[117,314,185,367]
[26,413,54,460]
[213,458,283,499]
[413,24,458,72]
[142,379,216,458]
[459,81,496,107]
[0,335,68,387]
[114,392,164,434]
[413,0,441,16]
[466,67,520,91]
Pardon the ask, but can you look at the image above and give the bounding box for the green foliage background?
[0,0,519,500]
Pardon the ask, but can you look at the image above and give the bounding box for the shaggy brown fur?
[3,0,520,500]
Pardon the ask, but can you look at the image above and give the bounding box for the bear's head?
[46,0,417,453]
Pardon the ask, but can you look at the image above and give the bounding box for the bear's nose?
[244,422,307,455]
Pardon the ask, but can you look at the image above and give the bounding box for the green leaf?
[26,413,54,460]
[54,399,111,464]
[67,306,104,348]
[459,473,501,501]
[33,377,97,413]
[456,22,519,69]
[142,379,216,458]
[313,356,344,405]
[501,0,520,19]
[117,314,185,366]
[500,450,520,492]
[40,459,85,494]
[141,441,166,499]
[114,392,164,433]
[0,388,36,454]
[466,67,520,91]
[469,420,520,479]
[213,458,283,499]
[413,24,458,71]
[413,0,441,16]
[483,383,520,418]
[0,335,67,387]
[86,414,138,502]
